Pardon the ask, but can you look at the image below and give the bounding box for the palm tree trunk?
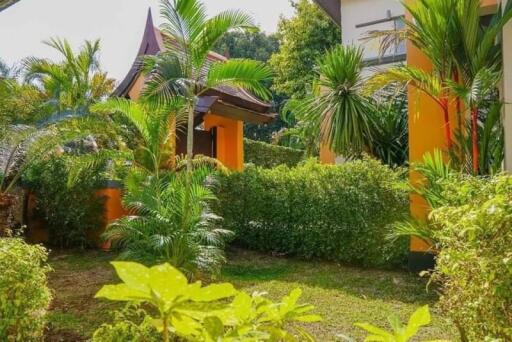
[471,106,479,174]
[0,193,15,236]
[441,98,453,149]
[186,102,195,172]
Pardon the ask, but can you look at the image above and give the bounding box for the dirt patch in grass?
[45,249,119,341]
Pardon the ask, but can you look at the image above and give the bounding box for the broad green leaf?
[171,313,202,337]
[149,263,188,303]
[203,316,225,339]
[189,282,237,302]
[405,305,430,338]
[95,284,151,301]
[387,314,404,333]
[354,323,394,339]
[110,261,150,293]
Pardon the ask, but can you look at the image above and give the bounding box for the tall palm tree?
[24,38,115,117]
[291,45,374,156]
[142,0,273,171]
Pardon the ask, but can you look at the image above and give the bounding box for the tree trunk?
[441,98,453,149]
[471,106,479,174]
[186,103,195,172]
[0,193,16,236]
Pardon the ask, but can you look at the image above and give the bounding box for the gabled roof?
[313,0,341,26]
[113,9,276,124]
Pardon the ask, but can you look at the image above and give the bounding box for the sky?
[0,0,294,81]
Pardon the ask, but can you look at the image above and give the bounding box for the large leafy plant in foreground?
[95,261,321,341]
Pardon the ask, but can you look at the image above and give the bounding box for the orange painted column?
[406,1,459,256]
[204,114,244,171]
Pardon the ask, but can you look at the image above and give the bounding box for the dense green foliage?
[215,159,409,267]
[213,31,279,62]
[429,175,512,341]
[269,0,341,99]
[104,168,232,277]
[93,306,159,342]
[95,261,321,341]
[23,154,106,247]
[0,238,52,341]
[244,138,304,168]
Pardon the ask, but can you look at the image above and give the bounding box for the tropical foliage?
[269,0,341,99]
[141,0,273,171]
[95,261,321,342]
[244,138,304,168]
[369,0,512,175]
[103,168,232,277]
[23,38,114,120]
[0,238,52,341]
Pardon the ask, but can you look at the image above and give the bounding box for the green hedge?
[215,158,409,267]
[0,238,52,340]
[431,175,512,341]
[244,138,304,168]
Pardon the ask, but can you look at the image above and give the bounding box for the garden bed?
[45,248,457,341]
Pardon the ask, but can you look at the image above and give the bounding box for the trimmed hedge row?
[215,158,409,267]
[244,138,304,168]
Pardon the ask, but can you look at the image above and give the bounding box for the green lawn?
[45,249,457,341]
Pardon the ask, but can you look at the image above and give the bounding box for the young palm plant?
[23,38,115,119]
[91,98,187,175]
[103,168,233,277]
[142,0,273,171]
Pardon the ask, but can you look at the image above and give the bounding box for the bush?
[0,238,52,341]
[431,175,512,341]
[244,138,304,168]
[215,158,409,267]
[23,154,106,247]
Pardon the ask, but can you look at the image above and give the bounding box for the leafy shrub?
[92,305,159,342]
[23,154,106,247]
[215,158,409,267]
[244,138,304,168]
[95,261,321,341]
[104,168,232,277]
[0,238,52,340]
[430,174,512,341]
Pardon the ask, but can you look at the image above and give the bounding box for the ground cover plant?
[215,158,409,267]
[44,249,457,341]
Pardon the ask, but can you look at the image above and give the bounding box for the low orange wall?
[25,184,126,249]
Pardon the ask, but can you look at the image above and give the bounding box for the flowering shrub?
[0,238,52,340]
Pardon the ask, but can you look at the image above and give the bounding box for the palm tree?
[449,0,512,173]
[369,0,459,149]
[24,38,115,117]
[103,167,233,277]
[92,98,186,175]
[290,45,374,156]
[142,0,273,171]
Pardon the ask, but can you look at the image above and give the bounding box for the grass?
[45,248,457,341]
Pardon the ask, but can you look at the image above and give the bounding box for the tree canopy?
[269,0,341,99]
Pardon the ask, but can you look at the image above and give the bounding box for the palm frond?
[205,59,273,100]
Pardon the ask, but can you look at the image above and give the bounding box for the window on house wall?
[393,16,406,56]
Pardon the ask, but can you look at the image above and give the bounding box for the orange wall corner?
[204,113,244,171]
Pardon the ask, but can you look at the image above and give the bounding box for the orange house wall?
[406,0,461,252]
[204,113,244,171]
